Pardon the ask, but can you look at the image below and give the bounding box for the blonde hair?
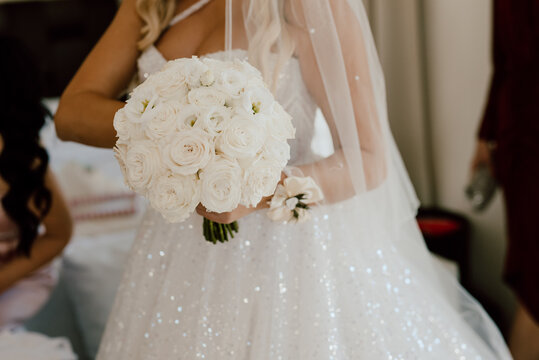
[135,0,294,89]
[244,0,295,90]
[136,0,175,50]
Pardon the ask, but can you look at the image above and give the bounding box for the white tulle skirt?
[97,183,511,360]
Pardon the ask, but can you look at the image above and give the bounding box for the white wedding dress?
[97,1,512,359]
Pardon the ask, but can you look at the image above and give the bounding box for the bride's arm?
[202,0,387,223]
[54,0,142,148]
[288,0,387,204]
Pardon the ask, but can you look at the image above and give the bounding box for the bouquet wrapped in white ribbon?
[113,56,295,243]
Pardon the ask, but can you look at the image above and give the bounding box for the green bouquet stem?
[203,218,239,244]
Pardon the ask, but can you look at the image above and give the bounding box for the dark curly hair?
[0,36,52,257]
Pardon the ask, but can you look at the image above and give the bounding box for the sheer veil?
[227,0,510,358]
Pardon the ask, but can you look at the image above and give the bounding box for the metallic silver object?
[466,164,497,211]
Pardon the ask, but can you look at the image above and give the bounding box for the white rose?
[283,176,324,203]
[149,70,188,101]
[148,173,201,223]
[188,87,227,107]
[216,116,265,159]
[163,57,208,87]
[127,123,145,141]
[125,141,164,193]
[261,135,291,167]
[113,108,130,142]
[162,128,214,176]
[199,156,242,212]
[144,102,181,140]
[198,106,232,136]
[216,68,247,96]
[235,59,264,81]
[113,143,130,187]
[241,158,282,207]
[268,102,295,140]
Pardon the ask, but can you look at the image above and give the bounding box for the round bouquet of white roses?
[114,56,295,243]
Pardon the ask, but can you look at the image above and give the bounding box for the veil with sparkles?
[228,0,511,357]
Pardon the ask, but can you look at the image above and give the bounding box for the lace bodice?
[136,47,320,165]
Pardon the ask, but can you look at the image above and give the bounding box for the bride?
[55,0,512,358]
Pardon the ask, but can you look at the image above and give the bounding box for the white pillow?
[0,329,76,360]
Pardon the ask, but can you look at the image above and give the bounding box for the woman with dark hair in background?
[471,1,539,359]
[0,36,72,329]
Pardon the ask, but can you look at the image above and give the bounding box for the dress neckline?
[144,45,246,64]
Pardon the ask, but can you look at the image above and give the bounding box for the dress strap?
[169,0,213,27]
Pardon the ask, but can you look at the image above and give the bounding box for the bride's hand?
[196,196,271,224]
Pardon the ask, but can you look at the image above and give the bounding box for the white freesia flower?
[266,203,294,222]
[162,128,214,176]
[176,104,204,130]
[188,87,227,107]
[144,102,181,140]
[266,176,324,224]
[241,158,282,207]
[285,197,299,210]
[292,208,311,224]
[269,182,288,209]
[124,89,157,123]
[148,173,201,223]
[217,117,265,159]
[125,141,163,193]
[199,156,242,212]
[283,176,324,203]
[240,86,274,115]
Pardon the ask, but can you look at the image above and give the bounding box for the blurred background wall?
[364,0,516,330]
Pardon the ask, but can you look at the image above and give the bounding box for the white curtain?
[363,0,516,330]
[362,0,434,204]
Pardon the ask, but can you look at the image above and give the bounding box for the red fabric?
[479,0,539,323]
[417,219,461,237]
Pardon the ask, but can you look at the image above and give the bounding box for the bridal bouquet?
[113,56,295,243]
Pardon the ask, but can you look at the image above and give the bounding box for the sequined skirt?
[97,189,510,360]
